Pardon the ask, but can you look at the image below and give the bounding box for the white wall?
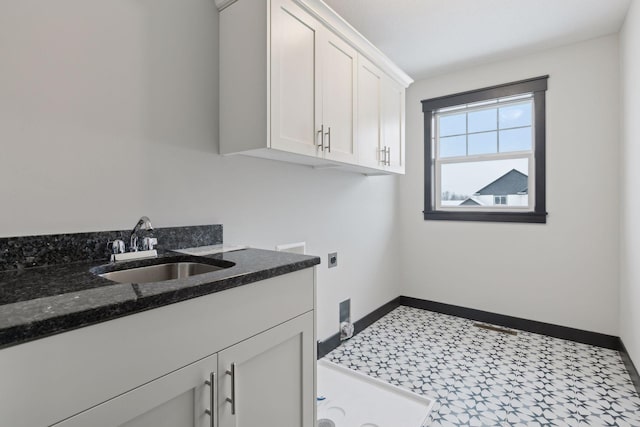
[620,0,640,367]
[399,35,621,335]
[0,0,401,342]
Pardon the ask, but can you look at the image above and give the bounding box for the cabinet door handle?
[324,127,331,153]
[386,147,391,166]
[317,125,325,151]
[380,147,389,166]
[225,363,236,415]
[204,372,217,427]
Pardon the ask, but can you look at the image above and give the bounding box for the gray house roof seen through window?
[474,169,528,196]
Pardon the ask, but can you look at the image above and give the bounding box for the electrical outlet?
[328,252,338,268]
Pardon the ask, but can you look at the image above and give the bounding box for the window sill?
[423,211,547,224]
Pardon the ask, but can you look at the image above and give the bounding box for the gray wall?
[0,0,630,348]
[398,35,621,336]
[620,0,640,368]
[0,0,401,341]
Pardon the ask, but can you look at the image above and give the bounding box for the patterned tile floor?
[324,306,640,426]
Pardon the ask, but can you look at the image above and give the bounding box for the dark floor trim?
[619,339,640,396]
[317,297,401,359]
[399,296,621,350]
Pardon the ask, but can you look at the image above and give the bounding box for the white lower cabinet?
[53,353,218,427]
[0,269,316,427]
[218,312,315,427]
[53,311,314,427]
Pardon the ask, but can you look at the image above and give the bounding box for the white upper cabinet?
[270,0,357,163]
[357,56,383,169]
[381,75,406,173]
[218,0,412,175]
[270,0,322,157]
[356,57,406,173]
[320,31,358,164]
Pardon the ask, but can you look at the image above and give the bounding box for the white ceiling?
[322,0,632,80]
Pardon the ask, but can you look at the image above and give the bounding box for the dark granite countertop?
[0,248,320,349]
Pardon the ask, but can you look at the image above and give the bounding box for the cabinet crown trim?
[296,0,413,87]
[217,0,414,87]
[214,0,238,11]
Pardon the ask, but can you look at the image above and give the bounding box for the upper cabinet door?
[270,0,322,156]
[357,56,383,169]
[320,32,357,164]
[381,76,405,173]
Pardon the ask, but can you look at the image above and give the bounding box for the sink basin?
[93,256,235,284]
[99,262,223,284]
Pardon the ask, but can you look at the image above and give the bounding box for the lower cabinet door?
[53,353,218,427]
[218,311,315,427]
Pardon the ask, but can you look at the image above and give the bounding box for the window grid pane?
[468,108,497,133]
[499,102,532,129]
[468,132,497,156]
[435,98,534,161]
[500,127,532,153]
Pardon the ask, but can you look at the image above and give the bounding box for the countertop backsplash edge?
[0,224,223,272]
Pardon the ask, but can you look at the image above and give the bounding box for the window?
[422,76,548,223]
[494,196,507,205]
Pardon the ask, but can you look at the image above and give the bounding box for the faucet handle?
[108,240,126,254]
[142,237,158,251]
[108,240,126,261]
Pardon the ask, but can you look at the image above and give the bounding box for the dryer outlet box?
[339,299,350,324]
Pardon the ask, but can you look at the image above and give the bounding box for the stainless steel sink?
[99,262,224,284]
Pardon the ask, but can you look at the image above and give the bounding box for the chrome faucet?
[130,216,153,252]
